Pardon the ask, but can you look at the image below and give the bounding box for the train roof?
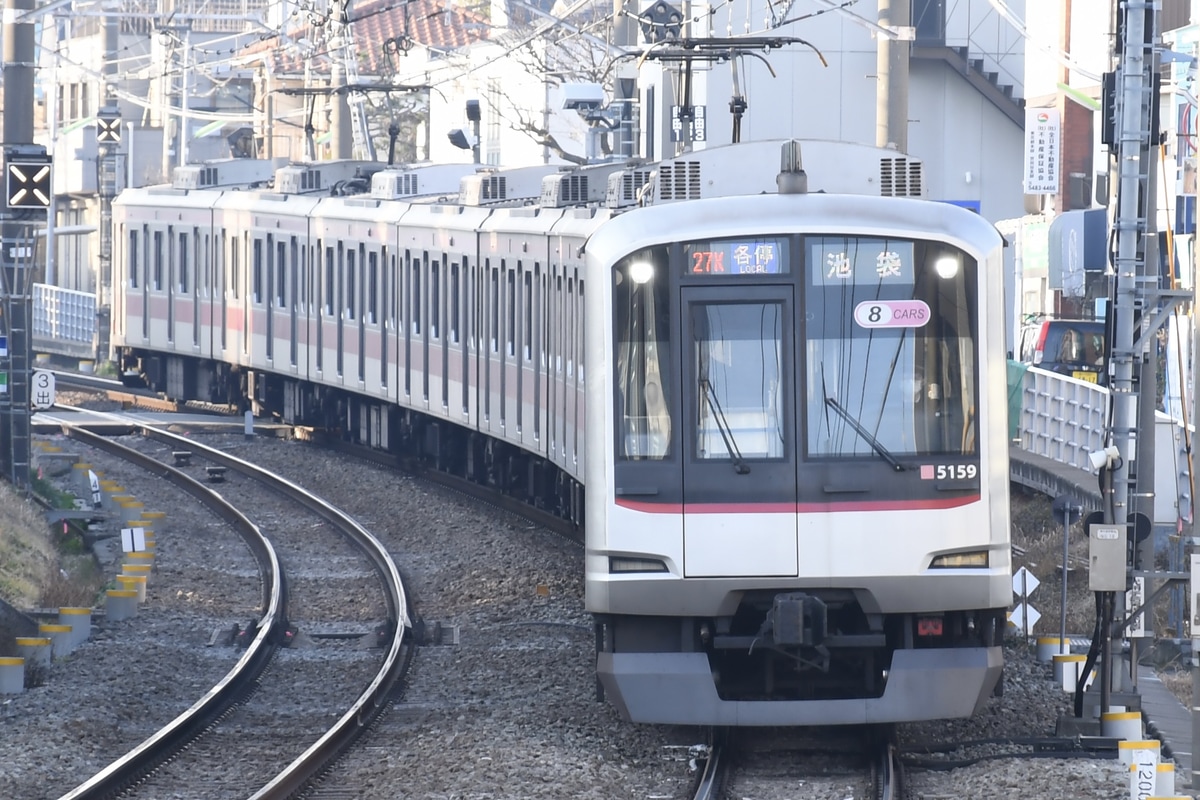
[117,140,927,220]
[584,190,1004,272]
[370,163,479,201]
[456,165,560,207]
[614,139,927,207]
[171,158,289,190]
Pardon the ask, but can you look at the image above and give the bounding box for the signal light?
[917,617,943,637]
[96,116,121,144]
[5,152,52,209]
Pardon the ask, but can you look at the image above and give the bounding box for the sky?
[1022,3,1113,101]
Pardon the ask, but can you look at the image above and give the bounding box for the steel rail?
[47,409,411,800]
[54,424,284,800]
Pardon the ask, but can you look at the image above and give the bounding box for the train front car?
[585,189,1011,727]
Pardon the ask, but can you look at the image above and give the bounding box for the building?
[27,0,1033,360]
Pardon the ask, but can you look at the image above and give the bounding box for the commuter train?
[112,138,1011,726]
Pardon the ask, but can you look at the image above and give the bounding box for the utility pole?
[329,0,374,161]
[1106,0,1190,709]
[1107,0,1151,713]
[1,0,44,490]
[96,13,121,363]
[612,0,638,158]
[875,0,910,152]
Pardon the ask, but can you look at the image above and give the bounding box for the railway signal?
[4,147,51,210]
[96,113,121,145]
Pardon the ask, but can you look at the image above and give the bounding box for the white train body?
[585,190,1010,725]
[111,140,1010,727]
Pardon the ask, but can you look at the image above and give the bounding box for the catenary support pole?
[1,0,36,489]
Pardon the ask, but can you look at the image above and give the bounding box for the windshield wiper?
[700,378,751,474]
[823,396,905,472]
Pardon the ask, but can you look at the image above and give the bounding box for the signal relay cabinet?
[1088,524,1127,592]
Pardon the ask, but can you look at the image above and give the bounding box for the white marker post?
[1127,745,1156,800]
[120,527,146,553]
[1012,566,1040,640]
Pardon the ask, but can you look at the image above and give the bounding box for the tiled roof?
[249,0,487,76]
[353,0,487,63]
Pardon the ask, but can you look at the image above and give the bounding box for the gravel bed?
[1,434,259,800]
[900,645,1134,800]
[0,424,1173,799]
[108,433,390,798]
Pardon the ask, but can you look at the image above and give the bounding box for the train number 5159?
[935,464,977,480]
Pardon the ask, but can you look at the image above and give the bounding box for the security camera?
[1087,445,1121,471]
[561,82,606,111]
[447,128,475,150]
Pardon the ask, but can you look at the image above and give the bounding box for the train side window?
[555,275,563,373]
[153,231,164,290]
[431,259,440,339]
[577,279,584,384]
[305,243,314,311]
[266,235,274,306]
[337,243,345,323]
[358,244,366,321]
[490,263,499,352]
[277,240,287,306]
[539,269,547,369]
[290,238,299,310]
[368,250,379,324]
[230,237,240,299]
[507,268,516,358]
[403,250,412,331]
[324,247,335,316]
[196,229,205,297]
[128,230,139,288]
[347,247,357,320]
[413,254,423,334]
[177,231,188,293]
[523,268,533,362]
[465,263,474,350]
[304,243,313,310]
[450,261,460,343]
[613,254,669,459]
[566,277,574,378]
[253,238,264,304]
[388,251,397,328]
[141,225,150,287]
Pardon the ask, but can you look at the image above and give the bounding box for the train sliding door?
[680,285,797,578]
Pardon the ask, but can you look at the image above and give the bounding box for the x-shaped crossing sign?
[97,117,121,144]
[6,158,52,208]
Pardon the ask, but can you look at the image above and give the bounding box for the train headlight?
[929,550,989,568]
[628,260,655,284]
[609,556,669,573]
[934,255,960,279]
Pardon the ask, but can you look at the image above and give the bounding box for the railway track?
[53,370,581,543]
[689,726,905,800]
[19,396,697,799]
[38,376,1136,799]
[33,410,411,800]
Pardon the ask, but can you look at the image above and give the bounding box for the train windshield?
[693,301,784,462]
[804,236,977,459]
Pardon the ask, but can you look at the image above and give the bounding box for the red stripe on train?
[614,496,981,514]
